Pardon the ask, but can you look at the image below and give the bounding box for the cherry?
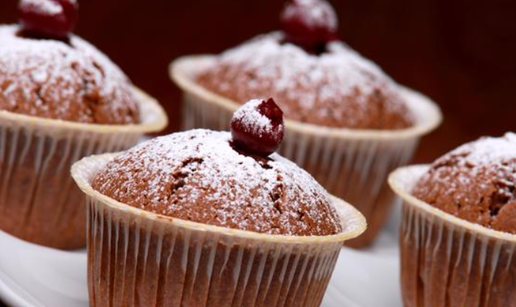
[18,0,78,40]
[280,0,338,54]
[231,98,285,156]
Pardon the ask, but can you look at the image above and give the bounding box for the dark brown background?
[1,0,516,164]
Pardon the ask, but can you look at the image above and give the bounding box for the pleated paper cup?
[71,153,366,307]
[389,165,516,307]
[0,88,167,250]
[169,55,442,247]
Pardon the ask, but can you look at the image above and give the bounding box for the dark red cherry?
[280,0,338,53]
[18,0,78,40]
[231,98,285,156]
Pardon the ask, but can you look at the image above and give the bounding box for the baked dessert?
[413,134,516,233]
[0,0,167,249]
[170,0,441,247]
[389,133,516,307]
[196,35,413,130]
[196,0,413,130]
[72,98,366,307]
[93,99,342,237]
[0,25,140,124]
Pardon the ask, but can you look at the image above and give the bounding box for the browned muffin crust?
[92,129,342,236]
[413,133,516,234]
[197,33,413,130]
[0,25,139,124]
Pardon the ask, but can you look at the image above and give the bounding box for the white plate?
[0,204,402,307]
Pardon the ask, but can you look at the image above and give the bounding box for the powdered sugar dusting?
[218,33,388,107]
[233,99,274,137]
[93,129,342,236]
[20,0,63,16]
[282,0,338,30]
[0,25,139,124]
[413,133,516,233]
[417,133,516,202]
[438,133,516,173]
[198,32,413,129]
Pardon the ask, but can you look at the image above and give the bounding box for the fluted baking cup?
[169,55,441,247]
[0,88,167,249]
[389,165,516,307]
[71,153,366,307]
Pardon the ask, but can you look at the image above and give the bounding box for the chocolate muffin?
[0,25,139,124]
[92,129,342,236]
[197,33,413,130]
[73,98,365,307]
[413,133,516,234]
[171,0,441,247]
[0,0,167,249]
[389,133,516,307]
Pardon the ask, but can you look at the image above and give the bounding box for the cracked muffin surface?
[0,25,139,124]
[413,133,516,234]
[92,129,342,236]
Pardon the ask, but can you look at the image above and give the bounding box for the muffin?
[196,32,413,130]
[389,133,516,307]
[170,0,441,247]
[0,25,139,124]
[72,98,366,307]
[0,0,167,249]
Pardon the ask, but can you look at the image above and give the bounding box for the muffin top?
[197,33,413,130]
[92,129,343,236]
[0,25,140,124]
[413,133,516,234]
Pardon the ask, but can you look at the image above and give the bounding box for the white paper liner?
[0,88,168,249]
[389,165,516,307]
[71,153,366,307]
[169,56,442,247]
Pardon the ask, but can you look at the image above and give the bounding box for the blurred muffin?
[390,133,516,307]
[197,32,413,130]
[73,99,366,307]
[0,0,167,249]
[0,25,140,124]
[171,0,441,247]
